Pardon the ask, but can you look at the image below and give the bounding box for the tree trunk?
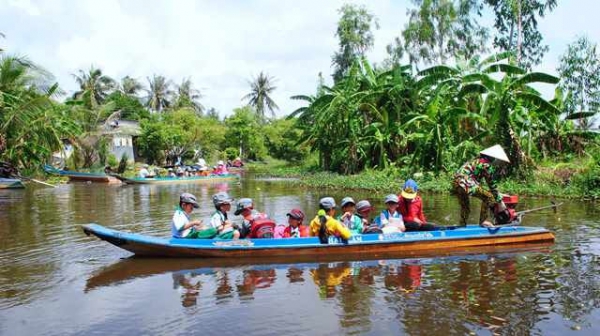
[516,0,522,65]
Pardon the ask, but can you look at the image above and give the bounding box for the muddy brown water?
[1,176,598,335]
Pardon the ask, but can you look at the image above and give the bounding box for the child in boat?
[309,197,351,243]
[398,179,438,231]
[282,208,309,238]
[138,164,150,178]
[373,194,405,233]
[171,193,217,239]
[210,192,240,239]
[336,197,363,235]
[355,200,378,233]
[233,198,273,238]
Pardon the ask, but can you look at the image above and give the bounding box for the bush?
[224,147,238,160]
[107,154,118,168]
[117,153,128,174]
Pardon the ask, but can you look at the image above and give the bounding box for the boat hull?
[0,178,25,189]
[116,174,238,185]
[43,165,120,184]
[82,223,555,258]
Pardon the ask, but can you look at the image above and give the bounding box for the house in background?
[97,119,142,163]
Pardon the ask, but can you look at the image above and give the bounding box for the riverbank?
[248,158,600,200]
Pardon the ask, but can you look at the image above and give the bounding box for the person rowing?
[453,144,510,227]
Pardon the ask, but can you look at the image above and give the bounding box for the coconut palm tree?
[72,66,115,109]
[1,55,80,168]
[120,76,144,96]
[173,78,204,114]
[242,72,279,122]
[145,75,173,112]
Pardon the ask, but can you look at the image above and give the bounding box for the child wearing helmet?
[234,198,272,238]
[282,208,310,238]
[209,192,240,239]
[373,194,404,232]
[398,179,438,231]
[171,193,217,239]
[336,197,363,235]
[309,197,351,243]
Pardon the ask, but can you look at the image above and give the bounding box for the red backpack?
[248,218,276,238]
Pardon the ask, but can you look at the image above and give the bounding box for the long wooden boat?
[0,178,25,189]
[82,223,555,258]
[113,173,239,185]
[43,165,121,184]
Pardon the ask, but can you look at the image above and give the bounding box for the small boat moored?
[113,174,239,185]
[43,165,121,184]
[82,223,555,258]
[0,177,25,189]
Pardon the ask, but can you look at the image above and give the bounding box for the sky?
[1,0,599,119]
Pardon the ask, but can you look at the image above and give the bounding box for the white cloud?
[2,0,600,116]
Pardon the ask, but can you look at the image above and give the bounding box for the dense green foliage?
[0,55,80,171]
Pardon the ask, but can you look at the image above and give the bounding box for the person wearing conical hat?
[453,145,510,227]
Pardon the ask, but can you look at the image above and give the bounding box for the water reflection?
[85,247,592,334]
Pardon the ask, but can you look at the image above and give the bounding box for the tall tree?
[332,4,379,82]
[242,72,279,122]
[557,36,600,128]
[72,66,115,109]
[174,78,204,115]
[1,55,80,168]
[397,0,488,66]
[145,75,173,113]
[484,0,557,69]
[120,76,144,96]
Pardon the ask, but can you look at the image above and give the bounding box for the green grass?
[248,159,599,199]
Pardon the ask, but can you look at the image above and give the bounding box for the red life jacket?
[248,218,276,238]
[283,225,310,238]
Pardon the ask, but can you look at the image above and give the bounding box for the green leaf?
[565,111,597,120]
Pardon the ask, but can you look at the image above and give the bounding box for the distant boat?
[0,178,25,189]
[113,173,239,185]
[82,223,555,258]
[43,165,121,184]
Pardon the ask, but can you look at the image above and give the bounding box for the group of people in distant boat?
[170,144,512,241]
[137,160,233,179]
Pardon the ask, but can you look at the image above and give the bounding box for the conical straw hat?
[480,145,510,163]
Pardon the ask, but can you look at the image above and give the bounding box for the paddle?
[516,202,563,216]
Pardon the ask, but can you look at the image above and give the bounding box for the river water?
[1,176,599,335]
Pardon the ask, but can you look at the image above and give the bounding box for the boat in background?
[82,223,555,258]
[113,173,239,185]
[43,165,121,184]
[0,178,25,189]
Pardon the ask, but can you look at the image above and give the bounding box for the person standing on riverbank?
[453,145,510,227]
